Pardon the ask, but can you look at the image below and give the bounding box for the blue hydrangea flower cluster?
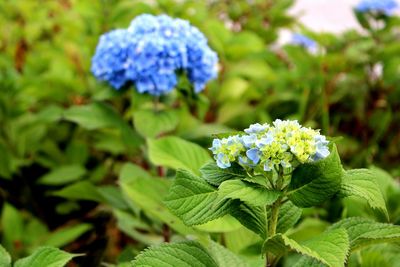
[355,0,398,15]
[210,120,330,172]
[91,14,218,95]
[291,34,317,50]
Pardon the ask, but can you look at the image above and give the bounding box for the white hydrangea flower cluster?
[210,119,330,172]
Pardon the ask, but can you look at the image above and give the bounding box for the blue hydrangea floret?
[209,120,331,173]
[291,34,317,50]
[91,14,218,95]
[355,0,398,15]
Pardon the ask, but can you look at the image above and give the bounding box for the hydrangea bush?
[91,14,218,95]
[131,121,400,267]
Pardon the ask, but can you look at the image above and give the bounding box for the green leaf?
[208,241,249,267]
[14,247,77,267]
[63,102,121,130]
[0,244,11,267]
[339,169,388,219]
[51,181,105,202]
[132,241,218,267]
[218,180,280,206]
[119,164,197,235]
[263,228,349,267]
[194,215,242,233]
[38,165,86,185]
[42,223,92,248]
[329,217,400,251]
[200,162,247,186]
[230,202,267,239]
[1,203,24,252]
[148,137,210,175]
[164,169,235,226]
[288,144,343,207]
[63,102,141,151]
[277,201,302,234]
[134,109,179,138]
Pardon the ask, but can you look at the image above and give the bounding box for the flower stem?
[265,170,284,267]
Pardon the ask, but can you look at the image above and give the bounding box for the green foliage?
[1,0,400,265]
[120,164,197,236]
[230,203,267,239]
[38,164,86,185]
[263,229,349,267]
[276,201,302,234]
[200,162,247,186]
[132,241,219,267]
[208,241,249,267]
[288,144,343,207]
[0,245,11,267]
[218,180,281,206]
[339,169,389,219]
[164,169,235,225]
[133,109,179,138]
[14,247,77,267]
[148,137,211,175]
[329,217,400,251]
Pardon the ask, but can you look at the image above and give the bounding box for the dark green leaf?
[339,169,388,219]
[200,162,247,186]
[277,201,302,234]
[132,241,218,267]
[288,144,343,207]
[164,169,235,226]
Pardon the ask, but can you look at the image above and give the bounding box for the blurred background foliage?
[0,0,400,266]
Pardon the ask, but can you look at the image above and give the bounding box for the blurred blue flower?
[355,0,398,14]
[91,14,218,95]
[91,29,131,89]
[291,34,317,50]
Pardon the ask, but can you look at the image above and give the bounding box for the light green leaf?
[51,181,105,202]
[0,244,11,267]
[1,203,23,252]
[14,247,77,267]
[114,209,163,246]
[194,215,242,233]
[63,102,141,151]
[119,164,197,235]
[288,144,343,207]
[132,241,218,267]
[42,224,92,248]
[230,203,267,239]
[134,109,178,138]
[218,180,280,206]
[276,201,302,234]
[339,169,388,219]
[148,137,210,175]
[164,169,235,226]
[263,228,349,267]
[329,217,400,251]
[200,162,247,186]
[38,165,86,185]
[63,102,120,130]
[208,241,249,267]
